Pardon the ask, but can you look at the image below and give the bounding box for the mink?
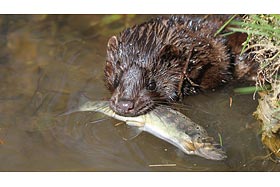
[104,15,248,116]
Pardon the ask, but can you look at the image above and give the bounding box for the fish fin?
[89,117,110,124]
[56,108,81,117]
[183,141,196,152]
[126,121,145,127]
[116,123,143,141]
[56,107,79,116]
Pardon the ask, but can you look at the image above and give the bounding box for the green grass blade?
[230,21,280,36]
[241,33,251,54]
[214,14,237,37]
[228,27,272,38]
[234,85,271,94]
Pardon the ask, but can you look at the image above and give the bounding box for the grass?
[225,14,280,159]
[228,15,280,39]
[214,14,237,37]
[234,85,272,95]
[218,133,223,147]
[220,15,280,89]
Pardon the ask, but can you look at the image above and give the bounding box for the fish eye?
[147,80,156,91]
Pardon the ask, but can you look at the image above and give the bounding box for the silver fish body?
[66,99,227,160]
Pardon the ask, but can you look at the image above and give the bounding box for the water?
[0,15,278,171]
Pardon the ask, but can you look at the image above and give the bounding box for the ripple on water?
[47,111,150,171]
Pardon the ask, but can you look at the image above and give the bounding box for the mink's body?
[104,15,248,117]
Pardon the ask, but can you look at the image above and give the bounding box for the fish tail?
[56,109,78,117]
[57,93,93,116]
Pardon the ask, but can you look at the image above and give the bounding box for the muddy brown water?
[0,15,278,171]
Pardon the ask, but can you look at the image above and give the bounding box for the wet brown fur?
[104,15,245,116]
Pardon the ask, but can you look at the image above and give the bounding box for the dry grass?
[228,15,280,159]
[229,15,280,90]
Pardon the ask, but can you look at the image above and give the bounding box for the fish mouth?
[181,138,227,160]
[194,143,227,160]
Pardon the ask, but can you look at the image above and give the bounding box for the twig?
[149,164,176,167]
[114,121,125,127]
[243,43,280,54]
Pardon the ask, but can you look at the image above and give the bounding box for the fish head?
[175,119,227,160]
[180,136,227,160]
[191,134,227,160]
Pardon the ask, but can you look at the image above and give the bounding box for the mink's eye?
[147,79,156,91]
[113,68,123,88]
[116,60,121,69]
[113,76,119,88]
[114,61,122,88]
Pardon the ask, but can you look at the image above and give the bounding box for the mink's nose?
[115,99,134,114]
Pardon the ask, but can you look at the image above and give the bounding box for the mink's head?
[104,34,185,117]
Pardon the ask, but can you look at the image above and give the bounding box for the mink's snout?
[109,95,138,117]
[114,99,135,115]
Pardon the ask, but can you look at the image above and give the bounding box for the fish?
[63,96,227,160]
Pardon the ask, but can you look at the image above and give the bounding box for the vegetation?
[227,15,280,159]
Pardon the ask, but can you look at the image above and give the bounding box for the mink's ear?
[107,36,119,52]
[158,44,181,60]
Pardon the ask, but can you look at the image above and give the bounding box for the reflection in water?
[0,15,278,171]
